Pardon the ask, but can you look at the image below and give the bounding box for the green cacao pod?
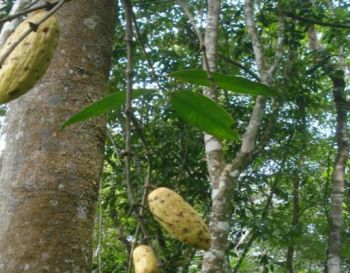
[148,187,211,250]
[133,245,159,273]
[0,9,59,103]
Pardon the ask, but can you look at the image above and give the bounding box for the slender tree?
[200,0,286,271]
[285,172,301,273]
[0,0,116,272]
[200,1,234,272]
[308,20,349,273]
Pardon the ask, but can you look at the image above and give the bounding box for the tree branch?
[177,0,217,96]
[217,52,260,81]
[283,10,350,29]
[0,0,68,68]
[267,11,286,77]
[244,0,267,79]
[0,0,31,47]
[0,0,62,26]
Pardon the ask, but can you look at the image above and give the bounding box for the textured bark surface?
[231,1,285,271]
[327,70,348,273]
[0,1,116,272]
[202,1,283,272]
[201,1,234,272]
[308,25,348,273]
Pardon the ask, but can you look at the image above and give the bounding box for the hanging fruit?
[0,9,60,103]
[133,245,159,273]
[148,187,211,250]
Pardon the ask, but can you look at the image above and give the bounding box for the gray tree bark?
[202,1,285,272]
[326,69,347,273]
[0,1,116,272]
[308,23,348,273]
[201,1,234,273]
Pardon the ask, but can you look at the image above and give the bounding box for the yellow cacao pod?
[148,187,210,250]
[0,9,59,103]
[133,245,159,273]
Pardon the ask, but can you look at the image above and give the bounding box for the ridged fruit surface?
[148,187,211,250]
[133,245,159,273]
[0,9,59,103]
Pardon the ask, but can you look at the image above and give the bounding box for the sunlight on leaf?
[171,69,277,96]
[170,91,238,140]
[61,89,153,129]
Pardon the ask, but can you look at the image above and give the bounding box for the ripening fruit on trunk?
[133,245,159,273]
[0,9,59,103]
[148,187,211,250]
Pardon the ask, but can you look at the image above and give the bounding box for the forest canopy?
[0,0,350,273]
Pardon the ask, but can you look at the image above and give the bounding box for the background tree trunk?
[202,0,284,271]
[200,1,234,272]
[308,24,348,273]
[285,173,300,273]
[326,69,347,273]
[0,1,116,272]
[285,97,305,273]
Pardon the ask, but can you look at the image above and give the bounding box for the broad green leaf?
[171,69,277,96]
[170,91,238,140]
[62,89,152,128]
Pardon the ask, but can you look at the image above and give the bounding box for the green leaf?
[170,91,238,140]
[61,89,152,129]
[171,69,278,96]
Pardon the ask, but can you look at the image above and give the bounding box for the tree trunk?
[308,24,348,273]
[201,1,234,273]
[0,1,116,272]
[285,172,301,273]
[326,69,347,273]
[285,95,305,273]
[202,1,284,271]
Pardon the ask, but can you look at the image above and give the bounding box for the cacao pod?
[148,187,210,250]
[0,9,59,103]
[133,245,159,273]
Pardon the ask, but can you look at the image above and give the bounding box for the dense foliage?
[37,0,348,272]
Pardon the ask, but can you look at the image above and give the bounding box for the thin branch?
[0,0,68,68]
[232,132,293,273]
[123,1,159,273]
[104,157,132,273]
[129,114,154,247]
[0,0,31,47]
[130,113,153,217]
[128,74,164,254]
[176,0,217,95]
[107,130,122,159]
[282,10,350,29]
[252,100,281,158]
[123,0,136,209]
[22,0,40,10]
[108,126,153,273]
[0,0,61,25]
[267,11,286,77]
[131,10,164,92]
[244,0,267,79]
[105,158,131,253]
[217,52,260,81]
[232,0,277,169]
[123,1,138,272]
[176,0,203,46]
